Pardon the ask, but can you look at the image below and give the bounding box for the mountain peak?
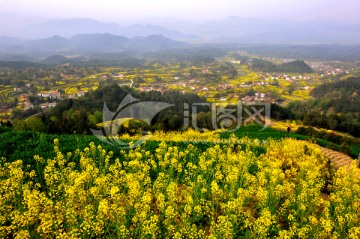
[48,35,67,40]
[146,34,166,39]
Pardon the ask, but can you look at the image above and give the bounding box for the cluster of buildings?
[40,102,57,109]
[216,92,276,104]
[139,85,165,94]
[16,89,88,111]
[176,80,231,92]
[23,101,34,110]
[0,105,10,114]
[308,62,349,75]
[216,84,231,91]
[68,90,86,99]
[37,91,61,99]
[16,94,59,111]
[240,93,276,104]
[37,90,87,100]
[259,73,313,82]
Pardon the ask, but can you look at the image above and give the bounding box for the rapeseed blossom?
[0,134,359,238]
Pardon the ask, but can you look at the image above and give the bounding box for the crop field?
[1,127,360,238]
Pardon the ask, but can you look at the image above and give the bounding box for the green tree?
[26,117,47,132]
[12,119,27,131]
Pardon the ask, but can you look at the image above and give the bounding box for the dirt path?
[318,146,357,170]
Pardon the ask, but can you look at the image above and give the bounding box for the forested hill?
[311,77,360,98]
[278,60,313,73]
[288,77,360,137]
[308,77,360,113]
[251,59,313,73]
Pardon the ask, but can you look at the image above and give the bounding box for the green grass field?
[1,123,358,164]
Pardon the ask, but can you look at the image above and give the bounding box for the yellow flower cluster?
[1,133,360,238]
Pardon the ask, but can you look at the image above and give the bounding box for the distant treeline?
[11,84,291,135]
[0,61,45,69]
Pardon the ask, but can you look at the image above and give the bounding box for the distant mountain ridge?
[0,17,360,59]
[2,17,360,44]
[12,18,197,42]
[141,16,360,44]
[0,61,44,68]
[0,33,189,55]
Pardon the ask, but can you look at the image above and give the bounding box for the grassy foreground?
[0,124,351,163]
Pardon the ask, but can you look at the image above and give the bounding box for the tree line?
[10,84,292,135]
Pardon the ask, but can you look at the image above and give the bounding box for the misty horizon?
[0,0,359,45]
[1,0,359,23]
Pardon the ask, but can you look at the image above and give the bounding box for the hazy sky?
[0,0,359,24]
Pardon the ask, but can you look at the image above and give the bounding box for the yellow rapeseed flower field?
[1,132,360,238]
